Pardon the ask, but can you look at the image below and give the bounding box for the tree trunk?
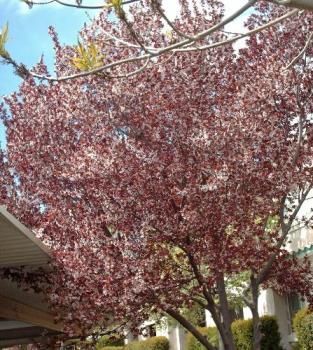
[250,277,262,350]
[251,308,262,350]
[216,276,236,350]
[218,331,225,350]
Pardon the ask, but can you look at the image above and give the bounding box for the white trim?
[0,206,51,257]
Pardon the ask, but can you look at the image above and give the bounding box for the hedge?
[293,308,313,350]
[185,327,218,350]
[125,336,169,350]
[231,315,283,350]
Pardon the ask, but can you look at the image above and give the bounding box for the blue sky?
[0,0,100,146]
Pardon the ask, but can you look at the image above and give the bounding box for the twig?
[151,0,192,40]
[29,0,139,9]
[104,31,157,51]
[107,57,150,78]
[117,8,154,55]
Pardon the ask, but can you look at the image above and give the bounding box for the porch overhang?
[0,206,63,347]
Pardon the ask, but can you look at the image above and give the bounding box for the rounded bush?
[260,315,283,350]
[293,308,313,350]
[231,319,253,350]
[231,316,283,350]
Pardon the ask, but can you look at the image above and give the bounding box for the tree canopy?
[1,1,313,350]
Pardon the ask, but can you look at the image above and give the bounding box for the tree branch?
[176,9,299,52]
[165,308,217,350]
[284,31,313,70]
[107,58,150,78]
[151,0,192,40]
[26,0,139,9]
[256,185,312,285]
[183,249,230,347]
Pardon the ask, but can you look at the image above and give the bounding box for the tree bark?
[216,276,236,350]
[185,250,231,350]
[250,276,262,350]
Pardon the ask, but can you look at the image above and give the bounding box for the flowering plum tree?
[1,1,313,350]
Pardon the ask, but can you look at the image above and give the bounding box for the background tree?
[1,1,313,350]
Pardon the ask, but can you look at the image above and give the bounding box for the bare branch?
[118,9,153,54]
[176,9,299,52]
[104,31,157,51]
[284,31,313,70]
[151,0,192,40]
[107,58,150,78]
[27,0,139,9]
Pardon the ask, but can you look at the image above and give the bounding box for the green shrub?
[101,347,124,350]
[291,344,301,350]
[231,316,283,350]
[293,308,313,350]
[185,327,218,350]
[96,333,125,349]
[260,315,283,350]
[231,319,253,350]
[126,336,169,350]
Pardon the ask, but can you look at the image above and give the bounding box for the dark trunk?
[251,276,262,350]
[216,276,236,350]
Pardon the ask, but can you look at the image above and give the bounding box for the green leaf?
[71,40,105,72]
[109,0,122,10]
[0,23,9,58]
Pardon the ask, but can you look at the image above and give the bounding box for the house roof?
[0,207,62,347]
[0,206,50,268]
